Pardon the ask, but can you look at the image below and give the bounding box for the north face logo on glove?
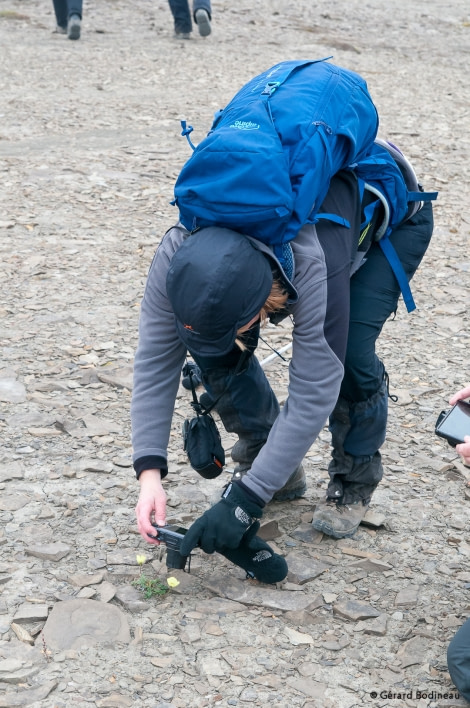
[234,506,252,526]
[253,550,273,562]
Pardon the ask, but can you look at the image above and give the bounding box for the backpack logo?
[230,120,260,130]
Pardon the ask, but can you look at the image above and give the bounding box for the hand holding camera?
[435,387,470,465]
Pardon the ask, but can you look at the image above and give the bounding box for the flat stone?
[349,557,393,572]
[194,598,246,615]
[321,635,350,651]
[68,571,105,587]
[41,599,131,650]
[96,694,134,708]
[112,456,133,468]
[355,613,388,636]
[114,584,151,612]
[13,603,49,623]
[361,510,387,528]
[150,656,173,668]
[251,674,284,689]
[0,658,42,684]
[80,414,120,437]
[258,519,280,540]
[10,623,35,645]
[283,626,314,645]
[285,676,326,699]
[25,542,70,561]
[97,581,117,603]
[0,493,31,511]
[0,462,24,483]
[0,680,57,706]
[96,366,133,390]
[394,585,419,606]
[285,551,329,584]
[290,523,324,544]
[396,635,429,667]
[107,550,142,566]
[76,458,114,474]
[204,575,316,612]
[180,623,202,643]
[333,599,381,621]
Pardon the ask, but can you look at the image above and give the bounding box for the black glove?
[180,482,263,555]
[219,531,288,584]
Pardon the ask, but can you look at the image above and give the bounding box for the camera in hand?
[149,524,189,570]
[435,401,470,447]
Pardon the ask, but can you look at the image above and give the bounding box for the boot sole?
[195,9,211,37]
[68,24,81,40]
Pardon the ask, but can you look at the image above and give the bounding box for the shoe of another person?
[67,14,81,40]
[311,498,369,538]
[195,8,211,37]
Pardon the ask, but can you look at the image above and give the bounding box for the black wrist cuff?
[134,455,168,480]
[235,480,265,508]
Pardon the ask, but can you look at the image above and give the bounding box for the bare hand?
[135,469,167,545]
[456,436,470,466]
[449,386,470,406]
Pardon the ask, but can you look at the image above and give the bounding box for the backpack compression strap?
[378,236,416,313]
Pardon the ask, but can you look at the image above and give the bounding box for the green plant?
[132,575,169,599]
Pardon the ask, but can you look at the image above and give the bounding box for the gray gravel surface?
[0,0,469,706]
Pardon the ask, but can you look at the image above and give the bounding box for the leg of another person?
[168,0,192,35]
[52,0,68,30]
[447,617,470,701]
[66,0,82,39]
[193,0,211,36]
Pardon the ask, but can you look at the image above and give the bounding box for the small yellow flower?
[136,554,146,566]
[167,576,180,588]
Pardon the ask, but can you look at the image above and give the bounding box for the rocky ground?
[1,0,470,706]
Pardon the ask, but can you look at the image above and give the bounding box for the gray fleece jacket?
[131,172,360,504]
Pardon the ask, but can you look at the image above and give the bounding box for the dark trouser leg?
[327,384,387,504]
[68,0,83,19]
[327,202,434,504]
[52,0,68,27]
[168,0,192,33]
[447,618,470,701]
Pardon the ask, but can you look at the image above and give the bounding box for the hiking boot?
[174,31,191,39]
[272,464,307,501]
[67,14,81,40]
[311,498,368,538]
[231,463,306,502]
[195,8,211,37]
[55,25,67,34]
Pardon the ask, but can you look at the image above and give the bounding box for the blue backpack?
[173,58,437,311]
